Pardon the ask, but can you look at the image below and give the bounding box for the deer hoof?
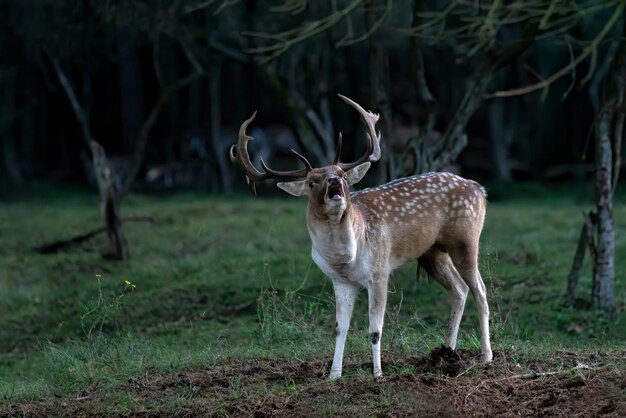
[328,370,342,380]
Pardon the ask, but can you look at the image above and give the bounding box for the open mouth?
[327,184,343,202]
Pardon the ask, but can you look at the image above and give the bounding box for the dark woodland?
[1,2,625,415]
[2,1,623,188]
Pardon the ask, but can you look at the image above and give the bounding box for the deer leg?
[419,249,469,349]
[471,269,492,362]
[367,272,388,378]
[450,242,493,362]
[443,269,469,350]
[329,281,358,380]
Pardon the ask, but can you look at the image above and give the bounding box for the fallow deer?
[229,95,492,379]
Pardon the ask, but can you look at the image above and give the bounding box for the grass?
[0,182,625,415]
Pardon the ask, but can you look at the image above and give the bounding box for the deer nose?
[328,177,340,186]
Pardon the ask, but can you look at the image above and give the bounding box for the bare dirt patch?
[3,349,625,417]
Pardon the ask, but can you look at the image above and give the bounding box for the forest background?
[1,1,625,416]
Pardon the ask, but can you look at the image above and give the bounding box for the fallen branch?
[33,216,155,254]
[491,362,593,383]
[456,360,593,381]
[513,363,590,380]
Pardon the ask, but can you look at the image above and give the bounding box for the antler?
[333,94,382,171]
[230,95,381,194]
[228,112,313,194]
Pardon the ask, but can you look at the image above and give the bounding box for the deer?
[229,95,492,379]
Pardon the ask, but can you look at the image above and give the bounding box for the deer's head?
[229,95,381,220]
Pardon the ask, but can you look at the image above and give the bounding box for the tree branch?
[33,216,155,254]
[410,0,437,131]
[432,64,491,170]
[485,2,624,98]
[336,0,391,47]
[243,0,362,62]
[49,55,93,146]
[122,69,203,195]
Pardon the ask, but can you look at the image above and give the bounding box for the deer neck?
[306,203,365,267]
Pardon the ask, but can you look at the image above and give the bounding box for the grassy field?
[1,182,625,416]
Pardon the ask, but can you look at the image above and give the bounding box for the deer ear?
[346,162,371,185]
[277,180,308,197]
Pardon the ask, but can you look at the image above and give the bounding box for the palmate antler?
[229,94,382,194]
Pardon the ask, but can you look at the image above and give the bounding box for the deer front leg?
[368,273,388,378]
[329,281,358,380]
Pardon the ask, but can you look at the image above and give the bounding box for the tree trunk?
[488,97,513,181]
[365,0,394,183]
[592,104,615,310]
[51,56,129,260]
[565,213,594,307]
[2,138,22,183]
[90,140,129,261]
[209,61,231,192]
[116,20,145,153]
[259,67,326,166]
[1,75,22,183]
[413,65,491,174]
[566,31,625,312]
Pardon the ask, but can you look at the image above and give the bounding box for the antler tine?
[260,148,312,177]
[228,111,270,183]
[333,133,343,165]
[290,149,314,171]
[336,94,382,171]
[229,112,313,192]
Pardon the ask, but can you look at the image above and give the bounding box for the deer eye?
[308,181,316,189]
[343,174,348,181]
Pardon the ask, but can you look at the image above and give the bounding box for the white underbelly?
[389,255,411,271]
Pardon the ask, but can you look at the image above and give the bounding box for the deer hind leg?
[418,248,468,350]
[449,240,493,362]
[329,281,358,380]
[367,271,388,378]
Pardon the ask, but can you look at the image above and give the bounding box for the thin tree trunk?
[409,0,437,163]
[209,62,231,192]
[51,56,129,260]
[488,96,513,181]
[410,33,436,131]
[2,138,22,183]
[116,13,145,153]
[568,30,625,311]
[90,140,129,260]
[418,65,491,173]
[121,68,202,195]
[1,76,22,183]
[592,104,615,310]
[365,0,393,183]
[565,213,594,307]
[591,27,626,311]
[260,68,326,165]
